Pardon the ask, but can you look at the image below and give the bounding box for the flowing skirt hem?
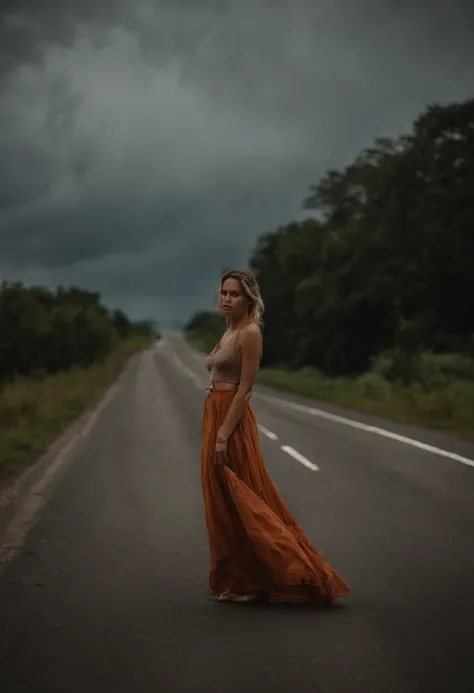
[201,390,350,606]
[206,587,342,606]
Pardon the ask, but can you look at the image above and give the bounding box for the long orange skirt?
[201,389,350,604]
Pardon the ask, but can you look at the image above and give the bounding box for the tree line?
[0,281,156,382]
[185,97,474,385]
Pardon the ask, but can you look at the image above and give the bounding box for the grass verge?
[186,332,474,440]
[0,336,152,489]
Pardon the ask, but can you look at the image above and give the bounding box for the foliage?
[0,335,151,487]
[0,281,157,382]
[184,311,225,353]
[256,367,474,437]
[184,97,474,435]
[185,97,474,378]
[0,281,157,485]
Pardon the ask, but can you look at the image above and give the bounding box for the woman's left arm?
[216,328,262,446]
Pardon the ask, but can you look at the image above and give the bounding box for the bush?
[355,372,392,402]
[416,352,474,389]
[371,349,474,390]
[0,281,156,382]
[186,331,474,437]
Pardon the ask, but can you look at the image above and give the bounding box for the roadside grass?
[186,332,474,439]
[0,336,152,489]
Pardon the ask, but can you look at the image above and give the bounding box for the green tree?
[187,97,474,379]
[0,281,154,382]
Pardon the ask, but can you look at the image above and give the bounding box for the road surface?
[1,335,473,692]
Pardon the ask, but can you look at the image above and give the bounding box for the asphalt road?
[1,335,473,693]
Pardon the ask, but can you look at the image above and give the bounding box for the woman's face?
[219,277,249,319]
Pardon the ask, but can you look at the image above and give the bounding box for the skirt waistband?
[206,381,239,393]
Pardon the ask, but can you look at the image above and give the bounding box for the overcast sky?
[0,0,473,325]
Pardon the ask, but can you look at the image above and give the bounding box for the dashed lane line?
[163,338,474,471]
[256,392,474,470]
[162,342,319,471]
[280,445,319,472]
[257,425,278,441]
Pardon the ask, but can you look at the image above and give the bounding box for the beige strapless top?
[205,331,242,384]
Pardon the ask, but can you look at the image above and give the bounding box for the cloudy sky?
[0,0,473,325]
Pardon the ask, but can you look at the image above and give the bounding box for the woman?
[201,269,350,604]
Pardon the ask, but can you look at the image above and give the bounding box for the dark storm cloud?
[0,0,473,322]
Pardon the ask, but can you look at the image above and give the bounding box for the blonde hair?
[217,269,264,329]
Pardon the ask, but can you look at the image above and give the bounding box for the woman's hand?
[214,430,228,464]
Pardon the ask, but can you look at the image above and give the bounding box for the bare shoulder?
[238,323,262,349]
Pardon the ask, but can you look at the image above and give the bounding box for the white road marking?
[172,354,204,389]
[281,445,319,472]
[162,341,204,389]
[170,338,474,471]
[256,392,474,469]
[257,425,278,441]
